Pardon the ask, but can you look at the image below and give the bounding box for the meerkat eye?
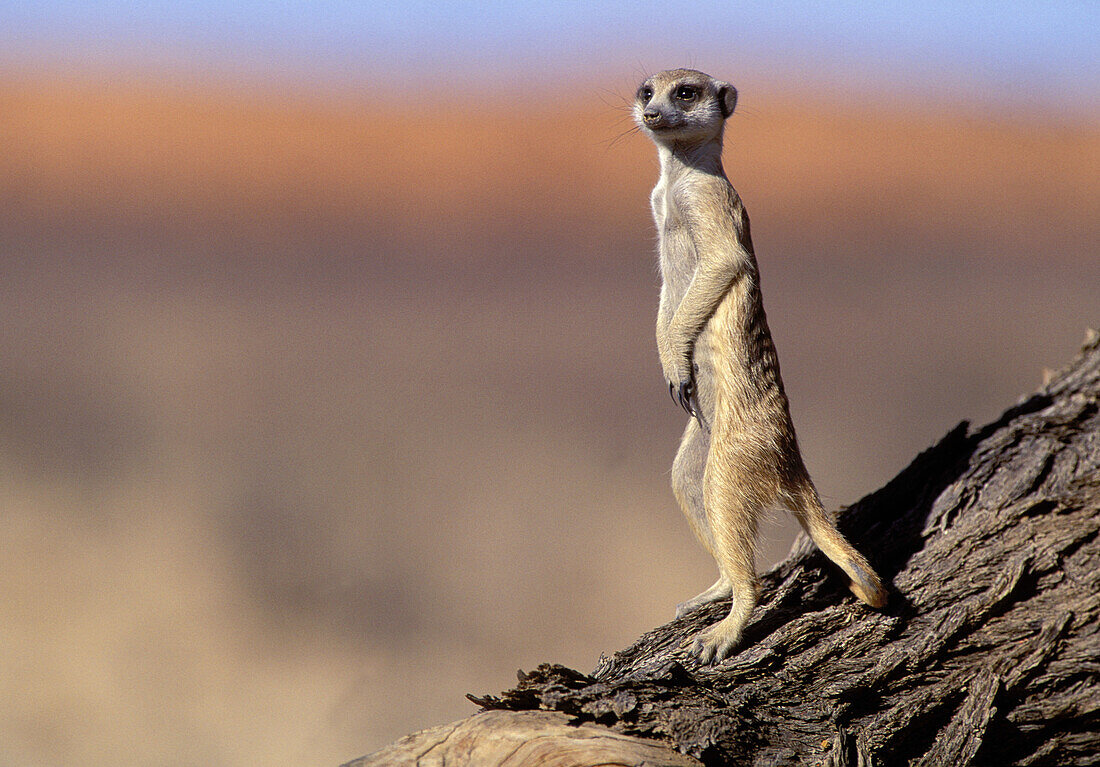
[674,85,698,101]
[638,86,653,103]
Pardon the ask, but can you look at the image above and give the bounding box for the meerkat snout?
[642,108,666,127]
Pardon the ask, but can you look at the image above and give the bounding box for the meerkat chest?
[651,178,699,298]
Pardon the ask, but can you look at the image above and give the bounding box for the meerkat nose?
[643,109,662,125]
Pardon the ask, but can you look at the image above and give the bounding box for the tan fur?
[635,69,888,664]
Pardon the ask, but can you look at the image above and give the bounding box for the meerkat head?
[634,69,737,146]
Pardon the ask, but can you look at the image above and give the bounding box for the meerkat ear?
[716,83,738,118]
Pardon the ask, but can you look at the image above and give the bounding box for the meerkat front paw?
[691,614,747,665]
[658,341,695,411]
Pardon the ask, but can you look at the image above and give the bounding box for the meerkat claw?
[692,634,726,665]
[691,394,706,429]
[678,381,695,416]
[691,617,743,665]
[692,638,714,665]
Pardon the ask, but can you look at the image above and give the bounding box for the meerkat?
[634,69,888,664]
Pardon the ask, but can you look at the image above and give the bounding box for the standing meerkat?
[634,69,888,664]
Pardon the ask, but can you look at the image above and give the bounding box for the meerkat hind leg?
[676,576,732,619]
[789,484,888,608]
[691,450,763,664]
[692,539,759,665]
[672,419,733,618]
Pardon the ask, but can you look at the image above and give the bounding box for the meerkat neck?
[657,136,726,179]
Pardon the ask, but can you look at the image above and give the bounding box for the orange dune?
[3,74,1095,268]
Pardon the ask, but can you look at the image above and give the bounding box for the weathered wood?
[348,331,1100,766]
[343,710,702,767]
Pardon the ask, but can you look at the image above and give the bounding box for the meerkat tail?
[788,484,888,608]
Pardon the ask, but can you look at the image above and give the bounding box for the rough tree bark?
[348,333,1100,767]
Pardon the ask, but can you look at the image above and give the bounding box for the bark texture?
[349,332,1100,767]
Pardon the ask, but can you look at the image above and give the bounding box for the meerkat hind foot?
[676,577,732,619]
[691,613,747,665]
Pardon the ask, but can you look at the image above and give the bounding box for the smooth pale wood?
[342,710,702,767]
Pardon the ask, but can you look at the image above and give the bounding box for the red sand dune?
[3,75,1096,267]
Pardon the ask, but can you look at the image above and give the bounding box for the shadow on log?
[347,332,1100,767]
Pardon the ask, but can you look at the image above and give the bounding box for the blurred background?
[1,2,1097,765]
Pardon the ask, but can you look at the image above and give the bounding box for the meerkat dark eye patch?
[638,85,654,103]
[674,85,698,101]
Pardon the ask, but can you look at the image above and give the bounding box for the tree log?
[347,332,1100,766]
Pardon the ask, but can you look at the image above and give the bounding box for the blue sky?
[3,2,1098,113]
